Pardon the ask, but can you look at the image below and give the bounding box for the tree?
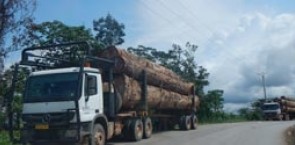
[127,45,157,62]
[206,90,224,112]
[238,99,263,121]
[0,0,36,73]
[0,64,29,128]
[93,14,125,47]
[26,21,101,67]
[195,66,210,97]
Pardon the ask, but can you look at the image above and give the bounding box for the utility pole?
[258,72,267,101]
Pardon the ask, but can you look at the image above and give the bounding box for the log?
[285,107,295,113]
[99,47,194,95]
[112,75,199,111]
[281,99,295,108]
[281,96,295,102]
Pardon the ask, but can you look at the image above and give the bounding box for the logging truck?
[262,96,295,121]
[7,42,199,145]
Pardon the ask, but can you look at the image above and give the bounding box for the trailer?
[6,42,199,145]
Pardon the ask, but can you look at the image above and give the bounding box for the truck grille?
[265,112,277,116]
[22,112,75,126]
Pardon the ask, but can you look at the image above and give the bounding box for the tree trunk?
[112,75,200,111]
[281,99,295,108]
[99,47,194,95]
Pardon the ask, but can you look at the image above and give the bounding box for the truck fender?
[91,114,108,139]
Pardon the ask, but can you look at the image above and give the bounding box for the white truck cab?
[21,67,107,144]
[261,102,282,120]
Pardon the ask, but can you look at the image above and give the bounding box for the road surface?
[108,121,295,145]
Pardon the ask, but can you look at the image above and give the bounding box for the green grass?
[0,131,21,145]
[0,131,13,145]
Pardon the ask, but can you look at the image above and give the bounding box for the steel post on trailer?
[192,86,196,113]
[141,70,148,112]
[108,68,116,119]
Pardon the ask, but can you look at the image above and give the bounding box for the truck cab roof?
[263,102,279,105]
[30,67,100,76]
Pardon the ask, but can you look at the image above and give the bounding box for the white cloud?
[135,1,295,110]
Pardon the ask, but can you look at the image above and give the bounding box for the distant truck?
[6,42,199,145]
[261,96,295,121]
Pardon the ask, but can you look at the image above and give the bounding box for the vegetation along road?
[109,121,295,145]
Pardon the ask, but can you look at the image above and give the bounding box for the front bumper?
[21,122,91,144]
[263,113,280,120]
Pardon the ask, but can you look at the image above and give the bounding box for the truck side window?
[85,75,97,96]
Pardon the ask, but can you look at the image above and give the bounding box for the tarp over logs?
[99,47,194,95]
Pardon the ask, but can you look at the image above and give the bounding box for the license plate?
[35,124,49,130]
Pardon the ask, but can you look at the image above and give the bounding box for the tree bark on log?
[281,100,295,108]
[99,47,194,95]
[281,96,295,102]
[285,107,295,113]
[111,75,199,111]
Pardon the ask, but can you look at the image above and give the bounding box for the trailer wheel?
[143,117,152,139]
[285,114,290,121]
[129,119,143,141]
[191,115,198,130]
[92,124,106,145]
[180,116,191,130]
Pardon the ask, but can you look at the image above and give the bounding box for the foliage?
[0,131,11,145]
[198,90,224,122]
[0,131,21,145]
[24,20,102,68]
[93,14,125,47]
[238,108,262,120]
[0,65,29,128]
[0,0,36,73]
[127,45,157,62]
[128,42,200,81]
[28,21,96,46]
[238,100,263,121]
[24,14,126,67]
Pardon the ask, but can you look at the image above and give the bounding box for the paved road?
[108,121,295,145]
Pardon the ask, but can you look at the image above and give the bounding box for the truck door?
[80,73,103,122]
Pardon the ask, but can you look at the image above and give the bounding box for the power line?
[156,0,211,40]
[137,0,196,42]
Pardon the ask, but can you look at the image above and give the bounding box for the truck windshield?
[24,73,79,102]
[262,104,280,110]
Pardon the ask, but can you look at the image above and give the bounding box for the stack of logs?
[280,96,295,112]
[99,46,199,110]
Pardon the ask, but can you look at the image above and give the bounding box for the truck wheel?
[180,116,191,130]
[92,124,106,145]
[279,115,283,121]
[143,117,152,139]
[129,119,143,141]
[285,115,290,121]
[191,115,198,130]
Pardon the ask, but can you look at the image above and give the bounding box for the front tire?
[92,124,106,145]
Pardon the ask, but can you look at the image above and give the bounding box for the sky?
[6,0,295,112]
